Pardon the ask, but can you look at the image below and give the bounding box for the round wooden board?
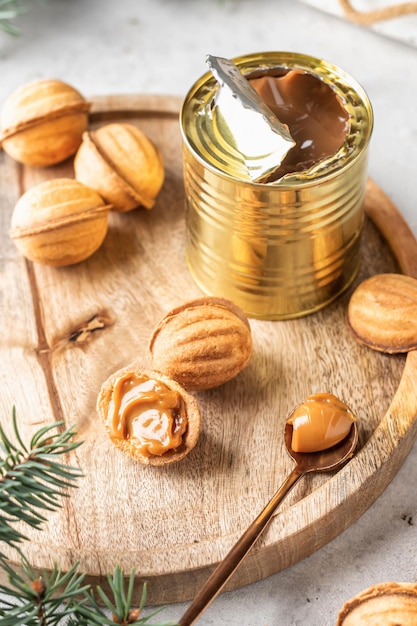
[1,95,417,606]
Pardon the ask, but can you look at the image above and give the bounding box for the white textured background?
[1,1,417,624]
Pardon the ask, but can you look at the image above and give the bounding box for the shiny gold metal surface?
[180,52,373,320]
[205,54,296,182]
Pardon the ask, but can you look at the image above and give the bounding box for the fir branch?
[0,560,178,625]
[0,409,82,553]
[0,410,177,625]
[0,557,90,625]
[0,0,41,36]
[76,567,177,625]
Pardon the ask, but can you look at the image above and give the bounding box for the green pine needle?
[78,567,178,625]
[0,409,178,625]
[0,558,90,626]
[0,0,43,36]
[0,409,83,552]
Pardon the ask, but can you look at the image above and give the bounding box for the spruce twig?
[0,0,41,35]
[0,408,82,555]
[0,557,90,625]
[0,410,178,625]
[76,567,176,625]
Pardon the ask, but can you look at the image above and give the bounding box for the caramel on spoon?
[178,394,358,626]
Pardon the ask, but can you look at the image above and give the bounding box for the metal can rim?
[180,50,374,187]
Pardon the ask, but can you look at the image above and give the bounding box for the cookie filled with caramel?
[97,365,201,466]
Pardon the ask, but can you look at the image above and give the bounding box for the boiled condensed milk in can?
[180,52,373,320]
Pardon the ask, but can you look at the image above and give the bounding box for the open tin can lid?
[206,54,296,183]
[181,51,373,186]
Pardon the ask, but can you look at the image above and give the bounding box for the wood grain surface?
[1,95,417,606]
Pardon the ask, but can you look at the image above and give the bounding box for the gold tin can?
[180,52,373,320]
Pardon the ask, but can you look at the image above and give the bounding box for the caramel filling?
[107,373,187,457]
[249,70,349,180]
[286,392,356,453]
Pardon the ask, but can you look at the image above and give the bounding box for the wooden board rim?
[1,95,417,606]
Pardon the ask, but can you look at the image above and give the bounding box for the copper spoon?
[178,421,359,626]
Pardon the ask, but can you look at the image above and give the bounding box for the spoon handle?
[178,466,304,626]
